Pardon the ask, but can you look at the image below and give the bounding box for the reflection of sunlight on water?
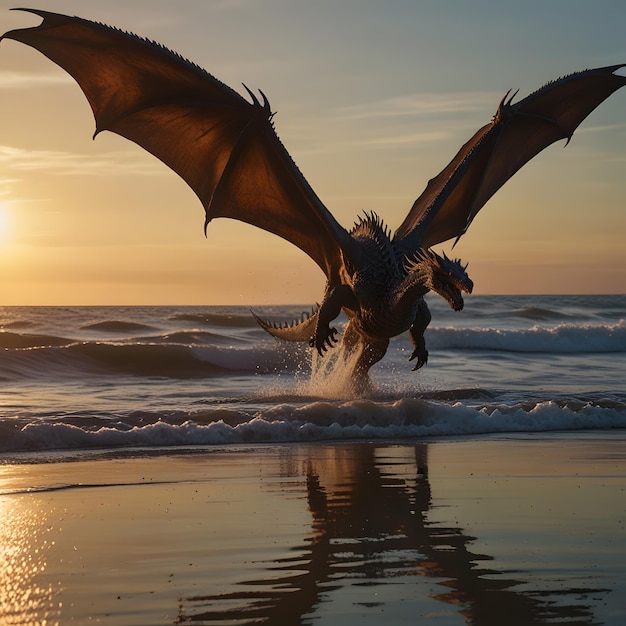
[0,496,61,626]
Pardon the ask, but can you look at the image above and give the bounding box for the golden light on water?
[0,495,61,626]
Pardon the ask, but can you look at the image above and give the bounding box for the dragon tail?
[252,307,319,342]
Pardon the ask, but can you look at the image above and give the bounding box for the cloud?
[281,91,502,154]
[334,91,500,121]
[0,70,73,89]
[577,122,626,134]
[355,130,453,147]
[0,145,164,176]
[0,177,21,191]
[287,127,454,156]
[319,91,626,153]
[281,93,496,157]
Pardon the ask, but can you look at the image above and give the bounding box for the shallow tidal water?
[1,436,625,625]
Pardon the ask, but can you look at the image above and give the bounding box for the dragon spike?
[507,88,520,106]
[252,305,320,343]
[365,210,379,224]
[493,89,511,122]
[416,248,427,262]
[493,88,519,123]
[404,247,432,271]
[257,88,274,117]
[242,83,260,107]
[243,85,276,124]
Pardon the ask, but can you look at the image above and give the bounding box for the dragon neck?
[350,212,402,281]
[396,266,431,302]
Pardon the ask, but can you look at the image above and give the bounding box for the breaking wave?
[428,320,626,353]
[168,312,258,327]
[0,342,285,380]
[2,397,625,453]
[2,320,624,382]
[0,332,72,349]
[80,320,156,332]
[496,306,574,321]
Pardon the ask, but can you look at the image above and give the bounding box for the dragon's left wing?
[2,9,361,280]
[394,65,626,251]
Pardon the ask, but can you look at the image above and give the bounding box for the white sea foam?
[2,398,625,453]
[428,320,626,353]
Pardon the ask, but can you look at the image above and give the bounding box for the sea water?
[0,294,625,455]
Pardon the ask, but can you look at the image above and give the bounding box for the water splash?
[301,342,368,399]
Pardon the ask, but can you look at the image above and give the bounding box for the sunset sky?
[1,0,625,305]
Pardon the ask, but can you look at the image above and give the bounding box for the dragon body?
[2,10,624,390]
[255,213,472,387]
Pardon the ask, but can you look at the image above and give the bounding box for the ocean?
[1,294,624,457]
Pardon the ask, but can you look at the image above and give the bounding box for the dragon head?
[406,249,473,311]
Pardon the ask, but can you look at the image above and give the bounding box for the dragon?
[3,9,625,390]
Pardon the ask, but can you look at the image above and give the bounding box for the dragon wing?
[2,9,362,280]
[394,65,626,251]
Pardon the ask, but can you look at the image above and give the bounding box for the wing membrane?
[395,65,626,250]
[3,9,358,278]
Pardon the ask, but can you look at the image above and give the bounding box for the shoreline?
[1,434,625,624]
[1,427,625,465]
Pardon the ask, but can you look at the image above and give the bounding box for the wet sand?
[1,434,625,625]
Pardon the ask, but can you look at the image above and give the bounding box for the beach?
[1,3,625,623]
[1,434,625,625]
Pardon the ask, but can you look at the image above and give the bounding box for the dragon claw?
[409,348,428,371]
[310,326,339,356]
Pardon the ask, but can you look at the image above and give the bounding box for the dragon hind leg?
[341,320,389,393]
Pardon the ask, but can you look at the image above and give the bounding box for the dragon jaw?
[405,249,473,311]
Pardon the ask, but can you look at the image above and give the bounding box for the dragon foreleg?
[408,298,431,370]
[310,283,357,355]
